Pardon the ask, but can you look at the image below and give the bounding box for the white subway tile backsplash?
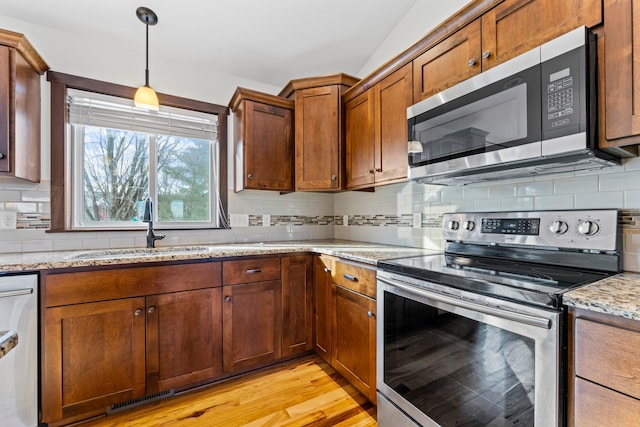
[502,197,534,211]
[554,175,598,194]
[534,195,574,210]
[462,186,489,200]
[473,199,497,212]
[599,170,640,191]
[517,180,554,197]
[575,191,624,209]
[624,190,640,208]
[488,184,517,199]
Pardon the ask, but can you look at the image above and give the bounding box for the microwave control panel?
[541,44,587,139]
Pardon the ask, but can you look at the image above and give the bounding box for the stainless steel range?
[376,209,621,427]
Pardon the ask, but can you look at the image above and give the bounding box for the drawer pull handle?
[367,311,375,318]
[343,274,357,282]
[134,309,142,316]
[225,296,232,303]
[246,268,262,274]
[148,307,156,314]
[0,152,4,159]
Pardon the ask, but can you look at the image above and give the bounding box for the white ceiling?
[0,0,421,87]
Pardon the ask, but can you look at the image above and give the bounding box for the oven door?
[377,273,563,427]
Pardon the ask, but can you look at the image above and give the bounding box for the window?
[48,72,229,232]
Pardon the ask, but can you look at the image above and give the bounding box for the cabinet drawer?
[333,261,376,299]
[43,262,222,307]
[574,377,640,426]
[223,257,281,285]
[574,318,640,399]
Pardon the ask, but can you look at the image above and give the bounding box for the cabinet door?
[146,288,223,393]
[295,86,341,190]
[374,63,412,184]
[222,280,282,373]
[413,19,481,102]
[603,0,640,144]
[242,100,294,191]
[0,45,10,174]
[481,0,602,70]
[313,256,333,363]
[282,255,313,357]
[42,298,146,424]
[332,286,376,403]
[345,90,375,189]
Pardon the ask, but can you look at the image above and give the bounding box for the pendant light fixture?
[134,6,159,111]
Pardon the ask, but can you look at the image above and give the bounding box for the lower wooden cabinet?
[312,255,377,403]
[568,307,640,426]
[282,255,313,357]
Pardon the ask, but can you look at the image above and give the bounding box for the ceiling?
[0,0,420,87]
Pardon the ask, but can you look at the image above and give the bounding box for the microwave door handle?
[378,277,551,330]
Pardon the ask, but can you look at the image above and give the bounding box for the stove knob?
[549,220,568,235]
[463,220,475,231]
[578,220,599,236]
[448,220,460,230]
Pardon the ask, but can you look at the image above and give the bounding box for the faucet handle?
[143,197,152,223]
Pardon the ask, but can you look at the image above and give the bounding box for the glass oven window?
[383,291,535,426]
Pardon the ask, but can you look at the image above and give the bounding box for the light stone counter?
[564,273,640,321]
[0,330,18,360]
[0,239,437,273]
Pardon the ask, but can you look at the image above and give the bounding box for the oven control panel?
[442,209,619,252]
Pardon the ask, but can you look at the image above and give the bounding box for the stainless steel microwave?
[407,26,619,185]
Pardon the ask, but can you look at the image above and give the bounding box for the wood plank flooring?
[77,354,377,427]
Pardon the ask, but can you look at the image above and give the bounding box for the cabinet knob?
[331,175,337,181]
[0,153,4,159]
[368,169,374,174]
[148,307,156,314]
[482,50,491,59]
[468,58,477,67]
[225,296,232,303]
[134,309,142,316]
[323,267,330,273]
[367,311,375,318]
[247,173,253,180]
[375,168,382,173]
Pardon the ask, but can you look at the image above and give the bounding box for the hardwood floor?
[77,354,377,427]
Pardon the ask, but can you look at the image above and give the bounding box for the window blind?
[67,89,218,141]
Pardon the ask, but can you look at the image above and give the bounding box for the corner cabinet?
[0,29,48,182]
[568,307,640,426]
[345,63,412,189]
[280,73,359,191]
[412,0,602,103]
[41,262,222,427]
[312,255,377,403]
[229,87,294,192]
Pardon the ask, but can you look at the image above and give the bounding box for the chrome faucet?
[142,197,165,248]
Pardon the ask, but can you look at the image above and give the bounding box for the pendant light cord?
[145,21,150,86]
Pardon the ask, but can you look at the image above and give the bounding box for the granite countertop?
[564,272,640,321]
[0,330,18,360]
[0,239,437,273]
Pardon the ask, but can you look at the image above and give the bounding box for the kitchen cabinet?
[313,255,333,363]
[345,63,412,189]
[281,255,313,357]
[0,29,48,182]
[229,87,294,192]
[41,262,222,426]
[280,73,359,191]
[568,307,640,426]
[222,257,282,373]
[601,0,640,151]
[412,0,602,102]
[312,255,377,403]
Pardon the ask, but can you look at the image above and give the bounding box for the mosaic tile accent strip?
[17,213,50,229]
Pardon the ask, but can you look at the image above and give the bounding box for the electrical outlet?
[229,213,249,227]
[343,215,349,226]
[0,211,17,230]
[413,212,422,228]
[262,214,271,227]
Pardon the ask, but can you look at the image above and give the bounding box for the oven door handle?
[0,288,33,299]
[378,277,551,330]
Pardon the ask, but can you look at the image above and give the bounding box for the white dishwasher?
[0,274,38,427]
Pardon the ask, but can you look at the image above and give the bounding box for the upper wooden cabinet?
[601,0,640,150]
[412,0,602,103]
[345,63,412,190]
[280,74,359,191]
[229,87,294,192]
[0,29,48,182]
